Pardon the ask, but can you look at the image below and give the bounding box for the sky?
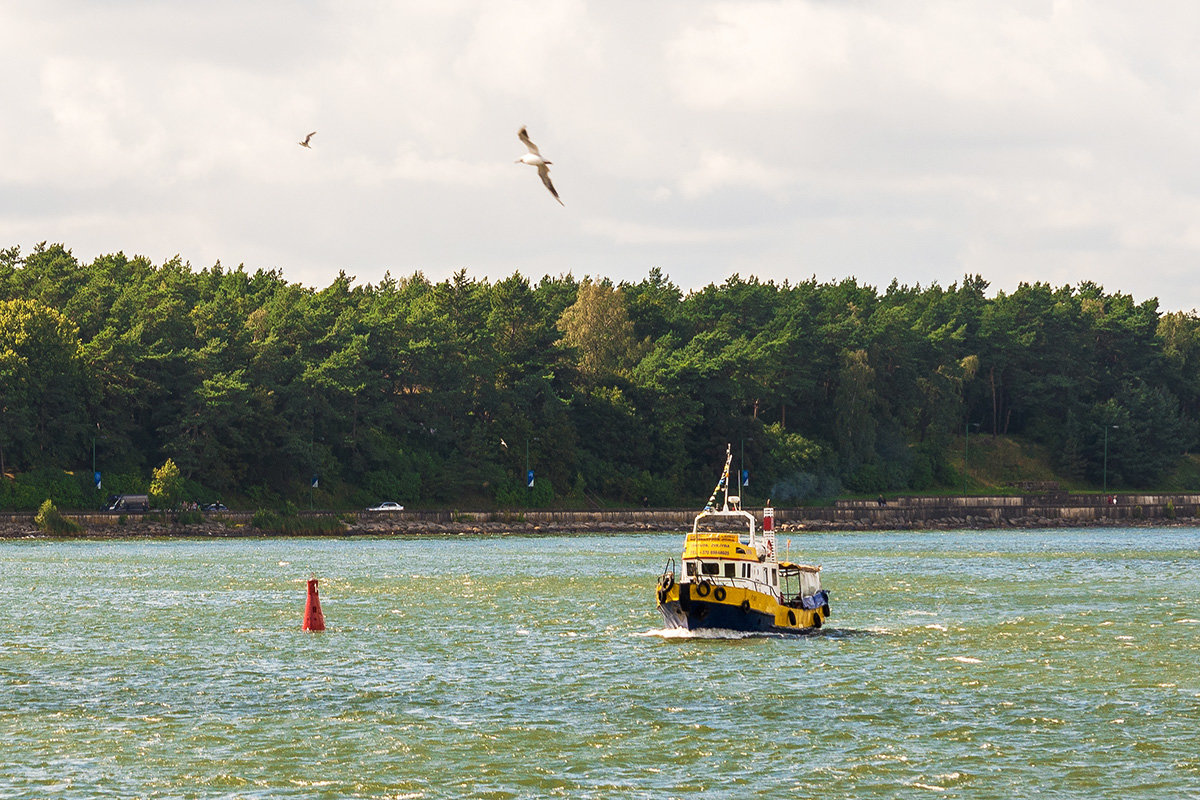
[3,1,1200,309]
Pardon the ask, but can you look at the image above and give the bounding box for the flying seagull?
[299,131,316,148]
[516,126,563,205]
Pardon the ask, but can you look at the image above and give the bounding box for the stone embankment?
[2,492,1199,537]
[774,514,1200,532]
[0,512,680,539]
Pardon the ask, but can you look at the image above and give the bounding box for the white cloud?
[665,2,850,112]
[3,1,1200,308]
[583,215,756,246]
[677,149,791,200]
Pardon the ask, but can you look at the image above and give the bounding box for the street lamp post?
[1103,424,1119,498]
[963,421,980,498]
[525,436,540,489]
[91,427,106,492]
[739,438,752,503]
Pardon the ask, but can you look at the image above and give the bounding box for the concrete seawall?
[3,493,1200,537]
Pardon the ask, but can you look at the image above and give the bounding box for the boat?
[655,444,831,633]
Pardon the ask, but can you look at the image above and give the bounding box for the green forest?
[2,242,1199,511]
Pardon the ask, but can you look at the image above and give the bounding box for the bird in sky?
[299,131,316,148]
[516,126,563,205]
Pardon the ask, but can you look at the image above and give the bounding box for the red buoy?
[302,577,325,632]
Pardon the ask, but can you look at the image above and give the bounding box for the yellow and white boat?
[655,445,831,633]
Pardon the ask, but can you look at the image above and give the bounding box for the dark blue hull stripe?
[658,600,810,634]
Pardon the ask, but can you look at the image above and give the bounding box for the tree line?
[1,242,1197,510]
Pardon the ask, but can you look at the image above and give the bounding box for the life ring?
[740,599,750,614]
[696,581,711,597]
[713,586,726,601]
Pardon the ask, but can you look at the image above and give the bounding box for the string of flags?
[704,444,733,511]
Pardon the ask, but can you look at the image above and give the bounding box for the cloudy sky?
[3,1,1200,309]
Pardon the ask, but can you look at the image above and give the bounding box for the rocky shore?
[776,515,1200,531]
[2,507,1199,539]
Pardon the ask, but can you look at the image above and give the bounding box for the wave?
[635,626,871,640]
[635,627,765,640]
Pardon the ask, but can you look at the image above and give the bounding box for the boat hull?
[656,582,828,635]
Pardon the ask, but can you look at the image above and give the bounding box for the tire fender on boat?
[713,586,726,602]
[740,599,750,614]
[656,573,674,604]
[696,581,711,597]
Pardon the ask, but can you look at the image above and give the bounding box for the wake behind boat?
[655,445,831,633]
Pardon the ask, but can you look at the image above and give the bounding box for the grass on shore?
[250,509,347,534]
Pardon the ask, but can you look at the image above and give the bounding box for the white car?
[366,501,405,512]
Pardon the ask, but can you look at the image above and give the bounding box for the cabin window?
[701,563,721,576]
[686,562,696,576]
[724,563,735,579]
[772,568,777,585]
[742,564,750,579]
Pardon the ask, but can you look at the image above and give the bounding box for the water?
[1,529,1198,799]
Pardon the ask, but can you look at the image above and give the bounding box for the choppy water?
[1,528,1198,799]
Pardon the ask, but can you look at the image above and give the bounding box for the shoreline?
[3,511,1200,539]
[5,492,1200,538]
